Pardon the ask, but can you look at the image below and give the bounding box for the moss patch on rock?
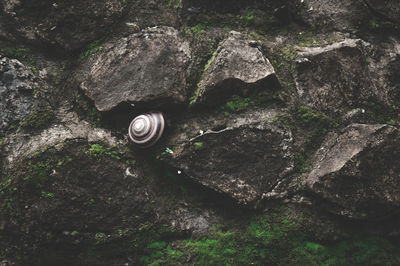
[140,208,400,265]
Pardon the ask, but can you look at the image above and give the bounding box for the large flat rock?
[159,109,294,206]
[192,31,279,106]
[295,38,400,120]
[294,39,376,117]
[305,123,400,219]
[78,26,191,112]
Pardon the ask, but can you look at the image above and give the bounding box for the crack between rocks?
[187,127,233,143]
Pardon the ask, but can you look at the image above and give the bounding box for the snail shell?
[128,112,165,148]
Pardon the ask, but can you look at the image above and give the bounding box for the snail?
[128,112,165,148]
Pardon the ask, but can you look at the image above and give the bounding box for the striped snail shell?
[128,112,165,148]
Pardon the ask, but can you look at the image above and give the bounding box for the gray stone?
[365,0,400,25]
[305,123,400,219]
[78,26,191,112]
[169,204,218,236]
[1,0,124,50]
[0,56,50,136]
[294,39,377,117]
[296,0,369,31]
[159,109,294,206]
[192,31,279,106]
[3,107,124,167]
[295,38,400,119]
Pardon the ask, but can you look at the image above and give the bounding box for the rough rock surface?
[78,26,191,112]
[0,56,50,136]
[365,0,400,25]
[193,31,279,105]
[295,38,400,119]
[1,0,400,264]
[159,109,294,206]
[0,109,221,264]
[295,39,377,117]
[0,140,155,264]
[2,108,123,167]
[305,123,400,219]
[0,0,124,50]
[297,0,369,31]
[366,39,400,111]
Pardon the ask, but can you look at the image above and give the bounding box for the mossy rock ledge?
[1,0,400,265]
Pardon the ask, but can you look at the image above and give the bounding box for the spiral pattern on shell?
[128,112,165,148]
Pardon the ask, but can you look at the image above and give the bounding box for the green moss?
[368,103,386,123]
[238,12,255,27]
[223,95,254,113]
[369,19,380,30]
[89,107,102,128]
[203,48,218,72]
[166,0,181,9]
[366,102,398,125]
[0,47,29,58]
[139,209,400,265]
[194,142,204,150]
[125,159,136,167]
[73,93,103,127]
[296,31,342,48]
[24,160,53,189]
[221,92,286,115]
[272,106,335,176]
[40,191,55,199]
[268,45,300,83]
[294,148,312,174]
[189,47,220,106]
[86,144,120,160]
[80,39,105,58]
[165,147,174,155]
[184,24,207,36]
[291,106,335,175]
[183,8,277,35]
[21,110,55,130]
[296,105,332,128]
[70,230,79,236]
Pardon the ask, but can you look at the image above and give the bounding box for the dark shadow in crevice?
[149,157,259,218]
[302,189,400,241]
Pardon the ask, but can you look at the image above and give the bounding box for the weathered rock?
[169,204,220,236]
[2,108,124,167]
[296,0,369,31]
[294,39,378,117]
[0,56,51,136]
[78,26,191,112]
[366,39,400,114]
[305,123,400,219]
[159,109,294,206]
[0,0,124,50]
[0,139,155,264]
[295,38,400,120]
[192,31,279,106]
[365,0,400,25]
